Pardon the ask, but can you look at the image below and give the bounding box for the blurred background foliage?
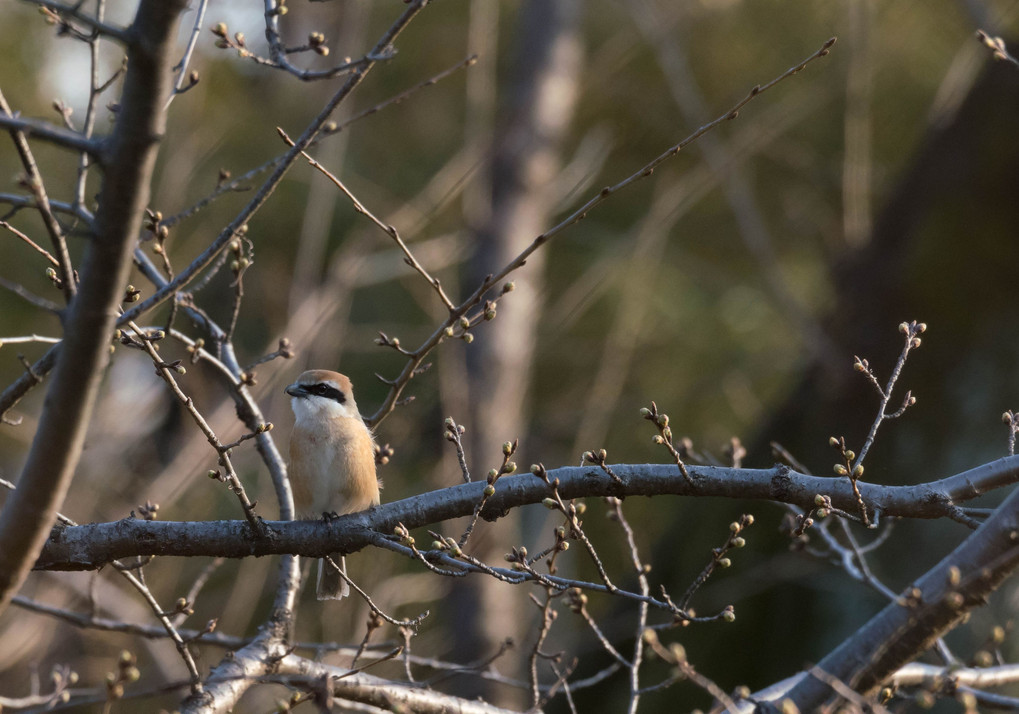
[2,0,1019,710]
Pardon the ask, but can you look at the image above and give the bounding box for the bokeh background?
[2,0,1019,710]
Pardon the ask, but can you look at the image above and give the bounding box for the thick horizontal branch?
[35,456,1019,570]
[277,654,520,714]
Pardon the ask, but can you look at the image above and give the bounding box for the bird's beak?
[285,383,304,398]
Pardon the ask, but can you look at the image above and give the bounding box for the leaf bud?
[947,565,961,587]
[669,642,687,663]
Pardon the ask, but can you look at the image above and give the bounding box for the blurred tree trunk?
[453,0,582,703]
[757,57,1019,475]
[712,55,1019,695]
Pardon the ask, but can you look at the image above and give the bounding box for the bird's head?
[285,370,361,422]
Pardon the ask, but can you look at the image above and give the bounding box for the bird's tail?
[317,554,349,600]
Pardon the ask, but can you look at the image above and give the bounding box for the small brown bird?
[286,370,379,599]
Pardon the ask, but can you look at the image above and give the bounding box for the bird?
[285,370,379,599]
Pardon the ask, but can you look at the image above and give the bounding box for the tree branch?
[0,0,188,615]
[34,456,1019,569]
[0,114,102,157]
[784,474,1019,708]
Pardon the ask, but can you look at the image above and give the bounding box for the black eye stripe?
[309,384,345,403]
